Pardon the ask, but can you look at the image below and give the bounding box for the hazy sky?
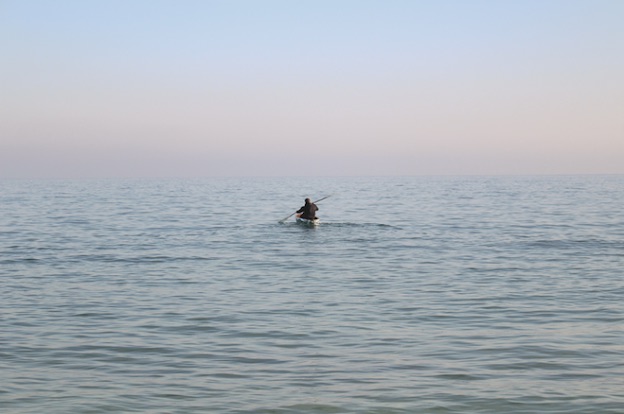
[1,0,623,178]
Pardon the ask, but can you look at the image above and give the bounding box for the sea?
[1,175,623,414]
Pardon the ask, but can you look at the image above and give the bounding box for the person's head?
[305,198,311,204]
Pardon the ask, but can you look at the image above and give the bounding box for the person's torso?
[302,203,318,218]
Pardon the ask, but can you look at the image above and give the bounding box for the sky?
[1,0,623,178]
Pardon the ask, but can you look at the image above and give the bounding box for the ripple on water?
[1,176,623,413]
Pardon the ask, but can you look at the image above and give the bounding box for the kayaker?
[296,198,318,220]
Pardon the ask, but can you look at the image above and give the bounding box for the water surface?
[1,176,623,413]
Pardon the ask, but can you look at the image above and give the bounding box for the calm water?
[1,176,623,413]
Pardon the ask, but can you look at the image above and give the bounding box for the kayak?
[295,216,320,226]
[296,217,320,226]
[278,195,332,225]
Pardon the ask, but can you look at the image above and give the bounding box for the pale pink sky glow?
[1,0,623,178]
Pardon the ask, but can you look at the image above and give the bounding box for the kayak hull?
[296,217,320,226]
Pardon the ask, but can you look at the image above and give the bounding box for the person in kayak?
[296,198,318,220]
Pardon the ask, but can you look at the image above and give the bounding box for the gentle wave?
[1,176,623,413]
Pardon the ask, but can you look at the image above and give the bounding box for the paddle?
[278,194,333,223]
